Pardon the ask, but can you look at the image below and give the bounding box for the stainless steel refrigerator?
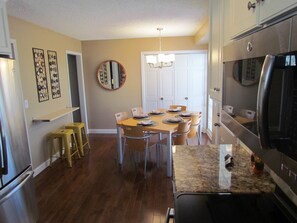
[0,58,38,222]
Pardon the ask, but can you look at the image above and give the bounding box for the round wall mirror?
[97,60,126,90]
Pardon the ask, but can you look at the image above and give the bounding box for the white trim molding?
[88,129,117,134]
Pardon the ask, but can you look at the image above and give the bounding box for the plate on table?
[179,112,191,117]
[138,120,154,126]
[149,110,165,115]
[133,114,149,119]
[165,117,183,123]
[167,108,181,112]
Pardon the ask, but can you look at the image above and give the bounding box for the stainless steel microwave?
[222,16,297,167]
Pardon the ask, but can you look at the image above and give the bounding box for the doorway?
[66,51,88,131]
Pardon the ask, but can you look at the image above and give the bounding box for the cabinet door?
[0,0,11,55]
[259,0,297,23]
[211,98,221,144]
[209,0,223,101]
[228,0,260,38]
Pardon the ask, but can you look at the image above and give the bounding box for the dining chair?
[115,111,129,123]
[131,106,160,139]
[115,111,129,134]
[122,125,158,178]
[159,119,192,150]
[187,112,202,145]
[170,105,187,111]
[172,119,192,145]
[131,107,144,116]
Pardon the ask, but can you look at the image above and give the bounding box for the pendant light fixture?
[146,28,175,68]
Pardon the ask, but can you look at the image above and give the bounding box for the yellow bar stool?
[65,122,90,156]
[50,129,80,167]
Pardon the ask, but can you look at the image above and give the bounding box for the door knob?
[185,97,188,100]
[160,97,164,100]
[214,123,221,127]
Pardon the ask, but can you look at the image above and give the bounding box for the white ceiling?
[6,0,209,41]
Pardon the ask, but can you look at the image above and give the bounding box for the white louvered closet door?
[144,62,174,112]
[142,52,207,120]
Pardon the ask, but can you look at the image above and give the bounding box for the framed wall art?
[32,48,49,102]
[47,50,61,99]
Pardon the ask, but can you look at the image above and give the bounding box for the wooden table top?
[117,111,192,134]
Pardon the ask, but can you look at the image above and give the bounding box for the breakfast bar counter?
[173,144,276,194]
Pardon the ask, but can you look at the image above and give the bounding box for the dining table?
[116,109,194,177]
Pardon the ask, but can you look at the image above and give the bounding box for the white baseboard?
[33,152,59,177]
[88,129,117,134]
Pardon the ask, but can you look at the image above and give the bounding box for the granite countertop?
[173,144,276,194]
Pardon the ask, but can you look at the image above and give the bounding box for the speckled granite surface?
[173,144,276,194]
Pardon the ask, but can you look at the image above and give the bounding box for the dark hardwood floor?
[35,133,211,223]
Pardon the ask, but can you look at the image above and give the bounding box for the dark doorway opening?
[67,54,81,122]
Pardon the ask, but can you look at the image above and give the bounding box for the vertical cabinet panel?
[0,0,11,56]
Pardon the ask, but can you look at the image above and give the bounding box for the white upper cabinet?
[209,0,224,101]
[0,0,11,56]
[259,0,297,23]
[228,0,260,39]
[226,0,297,39]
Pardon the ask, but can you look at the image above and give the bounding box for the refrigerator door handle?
[257,54,276,149]
[0,118,8,175]
[0,170,34,205]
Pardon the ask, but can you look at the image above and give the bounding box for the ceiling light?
[146,28,175,69]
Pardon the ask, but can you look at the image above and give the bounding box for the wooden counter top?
[33,107,79,122]
[173,144,275,194]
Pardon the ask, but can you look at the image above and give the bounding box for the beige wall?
[7,15,208,172]
[8,16,82,171]
[82,37,207,131]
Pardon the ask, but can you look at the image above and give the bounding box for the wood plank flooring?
[35,133,210,223]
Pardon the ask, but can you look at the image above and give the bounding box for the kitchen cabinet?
[259,0,297,23]
[228,0,259,39]
[211,98,220,143]
[227,0,297,39]
[0,0,11,56]
[209,0,224,101]
[208,0,224,142]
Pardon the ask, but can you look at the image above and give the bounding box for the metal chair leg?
[165,207,175,223]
